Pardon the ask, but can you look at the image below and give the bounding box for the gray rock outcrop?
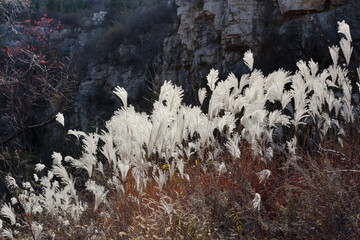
[159,0,358,95]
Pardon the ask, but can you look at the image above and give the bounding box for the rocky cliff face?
[159,0,271,97]
[74,0,360,131]
[2,0,358,133]
[158,0,359,100]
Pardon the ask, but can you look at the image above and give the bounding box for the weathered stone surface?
[278,0,326,14]
[160,0,267,95]
[158,0,358,106]
[74,60,148,131]
[1,0,356,133]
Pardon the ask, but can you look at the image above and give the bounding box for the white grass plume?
[1,228,14,239]
[337,20,352,42]
[198,88,207,105]
[35,163,45,172]
[225,133,241,159]
[117,159,131,182]
[52,164,75,194]
[244,50,254,71]
[5,175,18,189]
[329,46,340,65]
[153,169,167,191]
[85,180,108,212]
[252,193,261,211]
[340,38,353,66]
[207,69,219,91]
[55,112,64,126]
[114,86,128,108]
[257,169,271,184]
[52,152,62,166]
[71,153,97,177]
[67,129,86,141]
[158,80,184,113]
[1,203,16,225]
[99,130,116,165]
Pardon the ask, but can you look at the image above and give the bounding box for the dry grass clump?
[0,21,360,239]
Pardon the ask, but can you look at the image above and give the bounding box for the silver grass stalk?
[82,133,99,155]
[198,88,207,105]
[257,169,271,184]
[218,162,227,175]
[67,129,86,141]
[113,86,128,108]
[336,67,348,86]
[55,112,64,126]
[159,197,176,224]
[329,46,340,66]
[287,137,297,156]
[292,108,309,127]
[308,59,319,76]
[176,159,185,178]
[225,133,241,159]
[52,152,62,166]
[327,65,339,86]
[281,91,293,110]
[265,70,291,103]
[207,69,219,91]
[52,164,75,194]
[307,95,321,120]
[100,130,116,165]
[71,153,97,177]
[252,193,261,211]
[96,161,105,176]
[340,38,353,66]
[217,111,236,135]
[158,81,184,113]
[85,180,108,212]
[337,20,352,42]
[239,74,250,93]
[226,72,239,90]
[31,222,43,239]
[243,50,254,71]
[35,163,45,172]
[117,160,131,182]
[5,175,18,189]
[153,169,167,191]
[268,110,291,129]
[1,228,14,240]
[296,60,310,80]
[1,203,16,225]
[10,198,17,205]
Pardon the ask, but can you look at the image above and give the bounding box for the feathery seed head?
[252,193,261,211]
[114,86,128,108]
[5,175,18,189]
[55,112,64,126]
[244,50,254,71]
[35,163,45,172]
[52,152,63,166]
[337,20,352,42]
[198,88,207,105]
[1,203,16,225]
[329,46,340,66]
[340,38,353,66]
[207,69,219,91]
